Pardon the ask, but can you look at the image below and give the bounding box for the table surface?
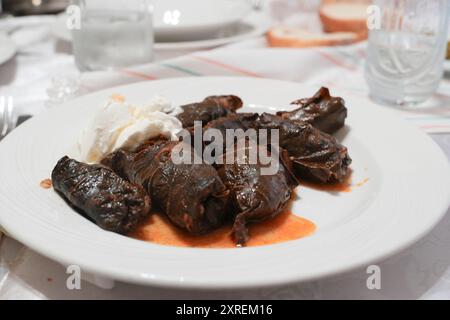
[1,13,450,300]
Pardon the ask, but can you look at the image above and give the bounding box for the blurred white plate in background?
[0,77,449,289]
[0,33,16,65]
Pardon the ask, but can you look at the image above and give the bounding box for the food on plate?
[131,209,316,248]
[51,87,352,247]
[40,178,52,189]
[267,0,369,48]
[257,113,351,183]
[319,0,369,36]
[202,95,243,111]
[199,113,259,153]
[217,143,298,245]
[200,111,351,183]
[78,95,182,163]
[176,95,243,128]
[267,26,366,48]
[52,156,151,234]
[277,87,347,134]
[202,112,258,132]
[102,140,230,234]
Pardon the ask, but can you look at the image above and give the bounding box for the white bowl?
[153,0,252,42]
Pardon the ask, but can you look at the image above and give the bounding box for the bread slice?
[319,2,368,36]
[267,26,365,48]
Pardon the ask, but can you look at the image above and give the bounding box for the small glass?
[365,0,450,107]
[71,0,154,71]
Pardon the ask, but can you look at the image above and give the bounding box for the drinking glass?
[365,0,450,107]
[71,0,154,71]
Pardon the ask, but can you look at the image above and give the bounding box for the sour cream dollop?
[78,94,182,163]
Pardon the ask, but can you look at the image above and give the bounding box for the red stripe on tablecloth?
[191,55,264,78]
[316,50,358,72]
[119,69,158,80]
[420,125,450,129]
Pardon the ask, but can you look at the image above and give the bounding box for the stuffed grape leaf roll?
[257,113,351,183]
[201,112,351,184]
[52,156,151,234]
[216,142,298,245]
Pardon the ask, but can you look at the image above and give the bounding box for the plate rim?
[152,0,252,32]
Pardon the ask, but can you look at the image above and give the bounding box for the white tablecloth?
[1,14,450,300]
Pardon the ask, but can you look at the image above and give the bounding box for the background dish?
[0,77,449,289]
[51,10,271,53]
[153,0,252,42]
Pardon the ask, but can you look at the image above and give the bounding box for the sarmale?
[257,113,351,183]
[216,141,297,245]
[277,87,347,134]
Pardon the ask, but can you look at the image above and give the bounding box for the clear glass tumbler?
[71,0,154,71]
[365,0,450,107]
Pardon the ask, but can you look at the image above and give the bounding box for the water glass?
[71,0,154,71]
[365,0,450,106]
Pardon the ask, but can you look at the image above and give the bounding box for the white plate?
[51,10,271,52]
[0,33,16,65]
[153,0,251,42]
[0,77,449,289]
[444,34,450,71]
[53,1,251,42]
